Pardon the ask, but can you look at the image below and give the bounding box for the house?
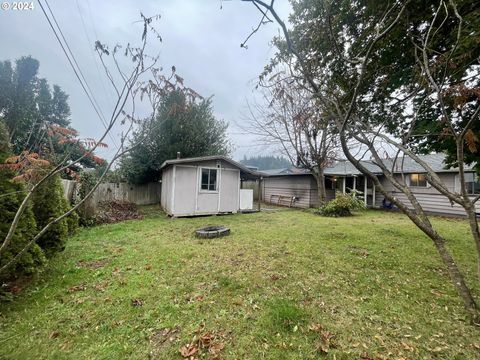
[260,153,479,217]
[160,155,259,217]
[261,160,382,208]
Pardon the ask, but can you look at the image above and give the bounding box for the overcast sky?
[0,0,291,161]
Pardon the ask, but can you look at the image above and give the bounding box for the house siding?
[375,172,479,216]
[262,175,315,208]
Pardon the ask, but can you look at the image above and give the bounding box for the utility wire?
[37,0,120,151]
[43,0,119,151]
[75,0,116,108]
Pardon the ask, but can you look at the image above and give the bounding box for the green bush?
[0,175,46,279]
[76,171,97,226]
[32,174,72,257]
[66,209,79,236]
[0,121,46,280]
[319,191,365,217]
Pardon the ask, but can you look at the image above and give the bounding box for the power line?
[42,0,119,150]
[37,0,120,151]
[75,0,116,107]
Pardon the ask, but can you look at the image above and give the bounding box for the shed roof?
[160,155,260,177]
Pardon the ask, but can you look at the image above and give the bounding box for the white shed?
[160,155,258,217]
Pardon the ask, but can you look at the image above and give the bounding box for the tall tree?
[247,64,339,204]
[0,56,104,172]
[120,90,231,184]
[0,57,39,152]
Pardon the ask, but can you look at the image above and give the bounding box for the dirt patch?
[95,200,143,224]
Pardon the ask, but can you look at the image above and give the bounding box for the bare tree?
[242,0,480,324]
[244,64,338,204]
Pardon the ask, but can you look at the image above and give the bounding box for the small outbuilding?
[160,155,259,217]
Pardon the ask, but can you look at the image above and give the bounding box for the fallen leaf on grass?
[209,342,225,358]
[144,264,152,270]
[131,298,144,307]
[93,282,109,292]
[360,353,374,360]
[308,323,324,332]
[315,343,329,354]
[179,343,198,358]
[199,332,213,348]
[77,259,109,270]
[67,284,86,293]
[49,331,60,339]
[402,341,415,351]
[59,340,70,350]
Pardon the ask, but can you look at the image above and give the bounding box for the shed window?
[409,173,427,187]
[201,168,217,191]
[464,173,480,195]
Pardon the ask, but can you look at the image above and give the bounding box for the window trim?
[409,173,428,188]
[199,167,219,193]
[461,173,480,195]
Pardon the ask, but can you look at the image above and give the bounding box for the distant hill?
[240,155,292,170]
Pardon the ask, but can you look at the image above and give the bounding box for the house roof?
[323,160,382,176]
[260,167,311,176]
[160,155,260,177]
[261,153,475,177]
[382,153,475,173]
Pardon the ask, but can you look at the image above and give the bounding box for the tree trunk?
[429,230,480,325]
[314,170,327,206]
[465,204,480,285]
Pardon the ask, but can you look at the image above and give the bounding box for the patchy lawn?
[1,208,479,359]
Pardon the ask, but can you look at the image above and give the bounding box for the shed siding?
[161,160,243,217]
[160,166,173,214]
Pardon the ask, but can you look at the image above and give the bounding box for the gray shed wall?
[161,160,241,216]
[160,166,173,214]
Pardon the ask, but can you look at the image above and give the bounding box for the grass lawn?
[1,207,479,359]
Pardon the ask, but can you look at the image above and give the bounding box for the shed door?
[173,166,196,216]
[219,169,239,212]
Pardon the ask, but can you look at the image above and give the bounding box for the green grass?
[1,207,479,359]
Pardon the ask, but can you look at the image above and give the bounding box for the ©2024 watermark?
[1,1,34,11]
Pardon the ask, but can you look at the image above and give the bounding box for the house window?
[464,173,480,195]
[201,168,217,191]
[409,173,427,187]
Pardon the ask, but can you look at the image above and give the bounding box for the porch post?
[364,176,367,206]
[372,184,376,208]
[257,177,262,211]
[353,176,356,191]
[342,177,346,194]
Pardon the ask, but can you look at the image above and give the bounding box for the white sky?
[0,0,292,161]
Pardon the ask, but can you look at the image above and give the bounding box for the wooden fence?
[61,180,161,211]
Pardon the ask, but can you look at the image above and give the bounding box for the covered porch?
[327,175,378,208]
